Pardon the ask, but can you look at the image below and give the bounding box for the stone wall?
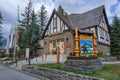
[97,43,111,55]
[63,57,103,73]
[44,31,75,54]
[37,48,44,56]
[22,65,105,80]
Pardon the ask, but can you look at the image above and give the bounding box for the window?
[102,20,105,27]
[105,32,109,41]
[44,42,46,45]
[99,28,104,38]
[53,18,57,32]
[90,28,96,34]
[85,29,89,31]
[66,37,69,42]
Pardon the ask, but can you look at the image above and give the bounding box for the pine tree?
[0,11,3,45]
[19,1,41,54]
[57,5,64,14]
[38,5,48,34]
[57,5,68,16]
[19,0,32,48]
[30,9,40,48]
[110,16,120,56]
[17,27,25,56]
[20,0,32,28]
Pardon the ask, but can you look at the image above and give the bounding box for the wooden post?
[56,47,59,63]
[92,34,98,57]
[74,28,80,57]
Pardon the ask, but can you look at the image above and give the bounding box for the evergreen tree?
[0,11,3,45]
[19,0,41,54]
[19,0,32,48]
[57,5,64,14]
[38,5,48,34]
[110,16,120,56]
[17,27,25,56]
[30,9,40,48]
[57,5,68,16]
[20,0,32,28]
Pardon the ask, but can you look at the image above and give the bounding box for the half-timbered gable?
[43,9,74,57]
[99,13,108,31]
[97,12,110,45]
[44,10,70,37]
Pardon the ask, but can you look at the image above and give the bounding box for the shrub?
[0,54,6,58]
[98,51,103,57]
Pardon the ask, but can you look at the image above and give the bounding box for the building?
[5,26,19,56]
[41,5,110,61]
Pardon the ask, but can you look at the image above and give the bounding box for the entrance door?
[48,39,64,54]
[48,39,65,62]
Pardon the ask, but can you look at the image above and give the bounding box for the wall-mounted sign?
[80,35,92,40]
[65,42,71,48]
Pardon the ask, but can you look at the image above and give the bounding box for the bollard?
[28,58,31,65]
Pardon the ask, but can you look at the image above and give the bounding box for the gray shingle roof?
[68,5,104,29]
[43,5,107,38]
[56,11,73,30]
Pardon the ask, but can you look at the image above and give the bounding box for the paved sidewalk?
[10,56,120,71]
[102,61,120,64]
[10,56,56,70]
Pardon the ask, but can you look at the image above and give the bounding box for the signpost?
[56,47,60,64]
[64,28,102,73]
[26,48,30,64]
[26,48,29,59]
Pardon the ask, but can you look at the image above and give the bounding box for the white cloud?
[2,23,12,38]
[102,0,118,17]
[115,3,120,17]
[0,0,54,38]
[53,0,118,24]
[54,0,118,17]
[0,0,119,38]
[0,0,29,38]
[33,0,54,16]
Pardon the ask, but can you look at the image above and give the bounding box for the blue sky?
[80,40,92,47]
[0,0,120,38]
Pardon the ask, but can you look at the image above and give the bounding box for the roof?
[43,5,109,38]
[69,5,104,29]
[56,12,73,29]
[79,30,94,34]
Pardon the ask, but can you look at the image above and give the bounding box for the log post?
[92,34,98,57]
[74,28,80,57]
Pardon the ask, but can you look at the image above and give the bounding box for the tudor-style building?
[42,5,110,60]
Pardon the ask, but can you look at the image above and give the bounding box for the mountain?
[0,37,7,50]
[81,43,92,48]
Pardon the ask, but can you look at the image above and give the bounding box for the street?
[0,64,42,80]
